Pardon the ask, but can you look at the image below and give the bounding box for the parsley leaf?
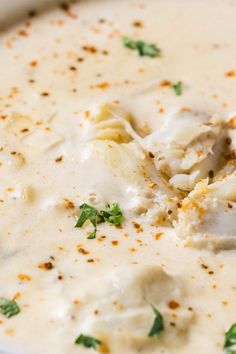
[224,324,236,352]
[0,298,20,318]
[75,204,98,228]
[75,202,123,239]
[75,334,102,350]
[75,203,101,239]
[99,203,123,226]
[148,305,164,338]
[123,36,161,58]
[172,81,183,96]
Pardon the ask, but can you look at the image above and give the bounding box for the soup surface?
[1,1,236,353]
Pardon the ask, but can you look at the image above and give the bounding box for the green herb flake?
[123,36,161,58]
[75,334,102,350]
[75,202,123,239]
[0,298,20,318]
[75,203,98,228]
[75,203,100,239]
[224,323,236,353]
[172,81,183,96]
[100,203,123,226]
[148,305,164,338]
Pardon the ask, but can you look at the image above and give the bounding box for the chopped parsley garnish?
[75,334,102,350]
[224,324,236,353]
[123,36,161,58]
[75,202,123,239]
[75,203,100,239]
[172,81,183,96]
[0,297,20,318]
[99,203,123,226]
[148,305,164,338]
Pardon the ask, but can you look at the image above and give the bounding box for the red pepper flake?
[77,247,89,255]
[55,156,63,163]
[69,66,77,71]
[160,80,171,87]
[132,222,144,233]
[38,262,54,270]
[168,300,180,309]
[132,20,143,28]
[201,263,209,269]
[18,30,28,37]
[225,69,236,77]
[155,232,164,240]
[82,45,97,54]
[96,82,109,89]
[111,240,119,246]
[63,198,74,209]
[29,60,38,67]
[18,273,31,281]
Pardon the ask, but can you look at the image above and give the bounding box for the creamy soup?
[1,1,236,353]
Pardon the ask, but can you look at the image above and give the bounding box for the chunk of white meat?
[75,265,193,353]
[91,103,136,143]
[175,173,236,250]
[81,140,180,225]
[143,110,226,191]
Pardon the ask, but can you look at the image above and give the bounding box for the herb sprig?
[123,36,161,58]
[172,81,183,96]
[0,297,20,318]
[148,305,164,338]
[224,323,236,353]
[75,334,102,350]
[75,202,123,239]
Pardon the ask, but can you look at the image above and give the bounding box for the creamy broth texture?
[1,0,236,353]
